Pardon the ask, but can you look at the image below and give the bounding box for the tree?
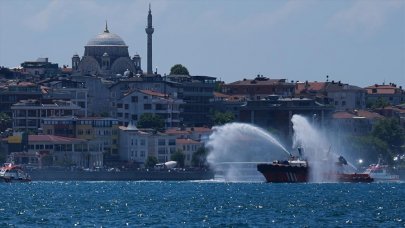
[350,135,390,165]
[0,112,11,132]
[145,155,158,168]
[137,113,164,131]
[213,111,235,126]
[192,147,208,167]
[170,64,189,75]
[171,149,185,168]
[372,118,404,153]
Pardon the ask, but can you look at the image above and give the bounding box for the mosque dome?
[87,31,126,46]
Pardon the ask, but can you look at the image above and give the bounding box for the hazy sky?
[0,0,404,87]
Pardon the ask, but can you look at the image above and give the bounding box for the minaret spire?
[104,20,109,33]
[145,3,154,75]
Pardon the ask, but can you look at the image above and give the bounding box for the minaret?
[145,4,154,75]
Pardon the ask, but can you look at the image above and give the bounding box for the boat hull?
[257,163,373,183]
[257,163,308,183]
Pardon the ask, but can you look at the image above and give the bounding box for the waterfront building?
[295,81,366,111]
[364,83,405,106]
[118,126,149,166]
[8,134,103,168]
[176,138,203,166]
[11,99,81,133]
[71,22,142,77]
[119,126,177,165]
[41,117,119,163]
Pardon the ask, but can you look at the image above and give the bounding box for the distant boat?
[363,159,400,182]
[0,163,31,183]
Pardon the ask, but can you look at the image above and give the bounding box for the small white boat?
[0,163,31,183]
[363,160,399,182]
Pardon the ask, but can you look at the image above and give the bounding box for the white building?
[176,138,203,167]
[115,89,183,127]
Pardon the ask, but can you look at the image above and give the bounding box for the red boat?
[257,155,373,183]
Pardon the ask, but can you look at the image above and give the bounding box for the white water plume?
[206,122,290,181]
[291,114,340,182]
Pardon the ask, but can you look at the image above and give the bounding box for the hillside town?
[0,7,404,172]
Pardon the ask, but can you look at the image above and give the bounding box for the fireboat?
[257,148,373,183]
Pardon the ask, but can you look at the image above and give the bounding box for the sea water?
[0,181,403,227]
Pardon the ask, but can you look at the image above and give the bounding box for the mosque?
[71,6,154,77]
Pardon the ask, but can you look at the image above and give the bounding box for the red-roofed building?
[331,110,383,136]
[222,76,295,100]
[165,126,212,142]
[296,81,366,111]
[365,84,405,106]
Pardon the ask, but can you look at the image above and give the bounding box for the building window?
[131,115,138,120]
[131,96,138,103]
[124,104,129,109]
[158,139,165,146]
[140,139,145,146]
[140,151,145,157]
[144,104,152,110]
[117,103,123,108]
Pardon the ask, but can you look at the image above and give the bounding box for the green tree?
[351,135,390,165]
[171,149,185,168]
[170,64,189,75]
[0,112,11,132]
[192,147,208,167]
[137,113,165,131]
[372,118,404,153]
[367,97,390,109]
[145,155,158,168]
[213,111,235,126]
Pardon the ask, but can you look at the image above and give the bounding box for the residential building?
[6,134,103,168]
[166,75,216,127]
[40,78,89,117]
[331,110,384,136]
[222,76,295,100]
[365,83,405,106]
[41,117,119,163]
[0,81,43,116]
[116,89,183,127]
[295,81,366,111]
[119,126,177,164]
[11,99,81,133]
[20,57,59,78]
[176,138,203,166]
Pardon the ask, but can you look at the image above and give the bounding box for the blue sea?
[0,181,404,227]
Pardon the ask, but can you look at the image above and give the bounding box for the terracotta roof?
[176,138,202,145]
[28,135,86,143]
[295,82,326,94]
[332,111,356,119]
[17,82,36,87]
[364,85,402,94]
[139,89,167,97]
[332,110,383,119]
[227,78,289,86]
[165,127,211,135]
[213,92,230,98]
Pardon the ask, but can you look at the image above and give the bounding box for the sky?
[0,0,404,87]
